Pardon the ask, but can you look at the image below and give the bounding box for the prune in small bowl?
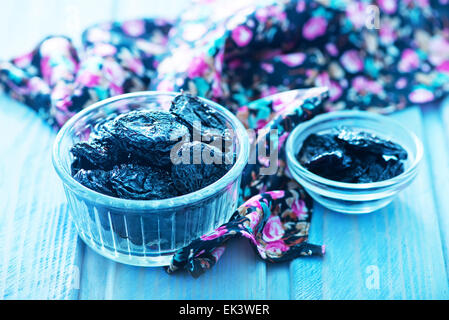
[286,111,423,214]
[52,92,249,266]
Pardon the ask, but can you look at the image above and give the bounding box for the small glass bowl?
[286,111,423,214]
[53,91,249,266]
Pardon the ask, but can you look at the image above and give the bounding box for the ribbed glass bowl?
[53,91,249,266]
[286,111,423,214]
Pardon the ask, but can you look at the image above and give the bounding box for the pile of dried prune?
[70,93,234,200]
[297,128,407,183]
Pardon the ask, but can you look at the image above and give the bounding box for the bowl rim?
[286,110,424,190]
[52,91,249,209]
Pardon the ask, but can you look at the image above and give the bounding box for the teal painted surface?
[0,0,448,300]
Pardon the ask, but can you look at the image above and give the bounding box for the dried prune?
[170,94,231,151]
[70,136,124,174]
[73,168,115,196]
[110,164,178,200]
[70,94,237,246]
[297,129,407,183]
[70,94,235,201]
[336,128,408,160]
[171,142,233,194]
[102,110,189,167]
[74,164,177,200]
[170,93,227,132]
[297,133,352,181]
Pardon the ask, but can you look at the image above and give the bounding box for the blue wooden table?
[1,0,448,300]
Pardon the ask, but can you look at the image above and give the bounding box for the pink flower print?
[437,61,449,73]
[232,25,253,47]
[352,76,382,95]
[255,7,269,23]
[40,37,71,56]
[77,71,101,88]
[326,43,338,56]
[40,57,52,84]
[261,63,274,74]
[125,57,144,75]
[395,77,408,89]
[409,88,434,103]
[27,77,50,94]
[200,225,228,241]
[292,199,307,220]
[352,76,367,91]
[266,190,285,199]
[187,55,209,78]
[13,52,33,68]
[398,49,420,72]
[302,17,327,41]
[55,110,73,128]
[211,246,226,261]
[378,0,397,14]
[244,211,261,230]
[214,49,224,73]
[315,72,343,101]
[340,50,363,74]
[122,20,145,37]
[329,81,343,102]
[195,249,206,258]
[51,83,72,102]
[415,0,430,7]
[103,59,125,86]
[296,0,306,12]
[257,245,267,259]
[238,106,248,113]
[278,132,289,151]
[256,119,268,129]
[346,2,367,29]
[379,21,396,45]
[157,79,175,92]
[92,43,117,57]
[244,194,263,209]
[267,5,286,21]
[262,216,285,242]
[279,53,306,67]
[265,240,289,256]
[212,76,223,97]
[315,72,330,87]
[262,86,279,99]
[428,36,449,66]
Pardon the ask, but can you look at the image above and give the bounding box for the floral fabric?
[1,0,448,277]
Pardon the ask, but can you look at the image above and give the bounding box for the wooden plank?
[78,248,116,300]
[80,239,267,300]
[266,263,290,300]
[1,0,448,300]
[0,0,116,299]
[0,95,83,299]
[425,98,449,277]
[289,107,449,299]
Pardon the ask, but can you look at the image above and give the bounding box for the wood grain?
[0,0,448,300]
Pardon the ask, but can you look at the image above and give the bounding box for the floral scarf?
[1,0,448,277]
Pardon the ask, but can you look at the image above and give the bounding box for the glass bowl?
[286,111,423,214]
[53,91,249,266]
